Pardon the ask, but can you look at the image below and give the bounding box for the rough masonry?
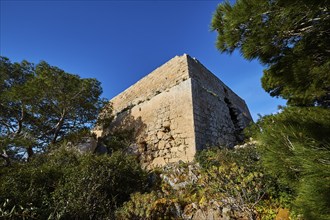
[95,54,252,169]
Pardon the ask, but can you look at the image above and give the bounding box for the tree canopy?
[212,0,330,218]
[0,57,106,163]
[248,107,330,219]
[211,0,330,107]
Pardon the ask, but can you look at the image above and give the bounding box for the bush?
[51,151,148,219]
[251,106,330,219]
[0,146,148,219]
[196,145,260,172]
[198,147,293,219]
[0,147,79,219]
[116,191,182,220]
[118,147,292,219]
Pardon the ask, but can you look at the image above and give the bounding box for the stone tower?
[95,54,252,169]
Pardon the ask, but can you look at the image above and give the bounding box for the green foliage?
[0,146,148,219]
[118,147,291,219]
[52,151,148,219]
[116,191,182,220]
[0,56,107,162]
[197,147,293,217]
[100,129,135,153]
[251,106,330,219]
[212,1,329,218]
[30,61,106,144]
[96,103,114,131]
[211,0,330,106]
[0,147,78,218]
[62,128,94,142]
[196,145,260,172]
[0,198,38,219]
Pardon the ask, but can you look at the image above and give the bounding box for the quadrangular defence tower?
[95,54,252,169]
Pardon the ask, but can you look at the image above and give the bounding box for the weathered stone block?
[163,120,171,129]
[158,140,166,150]
[171,146,179,153]
[163,133,172,141]
[157,131,165,139]
[151,157,166,167]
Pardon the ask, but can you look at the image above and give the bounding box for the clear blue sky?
[0,0,285,121]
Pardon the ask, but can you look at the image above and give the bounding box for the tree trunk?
[1,150,11,166]
[27,147,34,161]
[51,111,66,145]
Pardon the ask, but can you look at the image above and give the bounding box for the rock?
[192,209,206,220]
[207,208,222,220]
[159,149,166,157]
[276,208,290,220]
[151,157,166,167]
[151,144,158,151]
[165,142,172,149]
[169,158,179,163]
[183,203,196,219]
[221,207,231,220]
[157,131,165,139]
[151,134,159,144]
[178,144,186,152]
[163,120,171,129]
[214,210,224,220]
[152,151,159,158]
[94,143,108,154]
[137,137,145,144]
[76,137,97,153]
[175,138,183,146]
[158,140,166,150]
[163,133,172,140]
[171,146,179,153]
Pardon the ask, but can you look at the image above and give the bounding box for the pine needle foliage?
[211,0,330,106]
[249,107,330,219]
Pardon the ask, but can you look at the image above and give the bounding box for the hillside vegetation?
[1,0,329,219]
[211,0,330,219]
[0,57,329,219]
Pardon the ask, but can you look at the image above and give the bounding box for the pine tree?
[212,1,330,218]
[251,107,330,219]
[0,57,106,163]
[211,0,330,106]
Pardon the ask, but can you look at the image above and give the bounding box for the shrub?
[0,147,79,219]
[251,106,330,219]
[196,146,260,172]
[51,151,148,219]
[118,147,292,219]
[197,147,293,218]
[116,191,182,220]
[0,146,148,219]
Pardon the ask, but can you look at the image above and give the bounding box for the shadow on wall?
[99,108,148,156]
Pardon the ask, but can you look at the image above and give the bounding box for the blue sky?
[0,0,285,121]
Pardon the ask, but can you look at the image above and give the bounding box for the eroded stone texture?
[188,57,252,148]
[95,54,252,169]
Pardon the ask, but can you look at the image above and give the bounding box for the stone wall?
[98,55,196,169]
[187,57,252,148]
[96,54,253,169]
[110,55,190,115]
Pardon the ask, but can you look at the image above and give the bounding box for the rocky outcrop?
[158,162,256,220]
